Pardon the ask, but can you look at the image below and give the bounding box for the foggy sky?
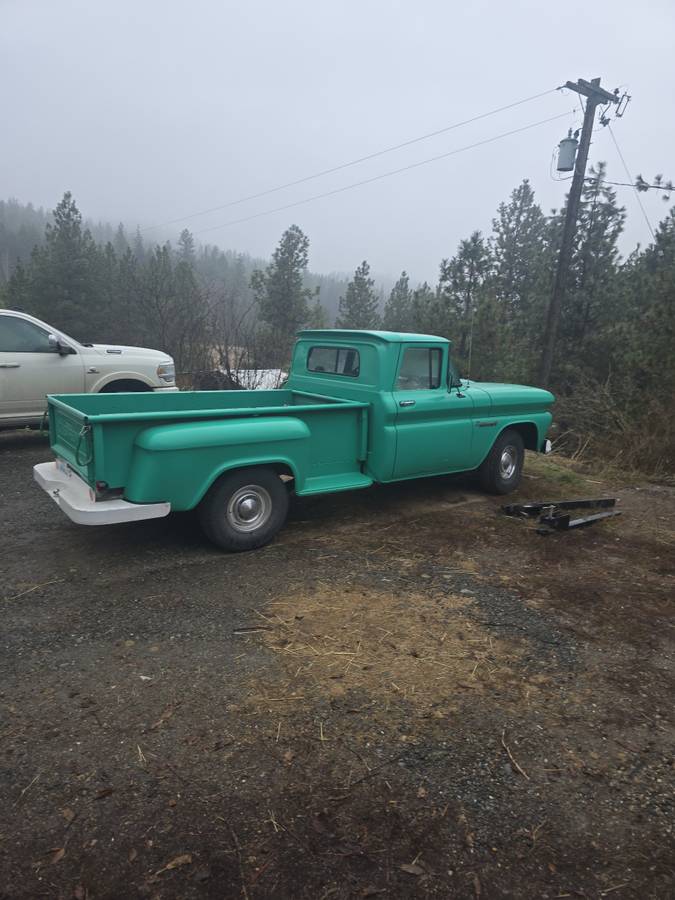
[2,0,673,284]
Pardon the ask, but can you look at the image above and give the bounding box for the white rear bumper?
[33,461,171,526]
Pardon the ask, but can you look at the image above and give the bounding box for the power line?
[143,87,561,232]
[194,110,575,236]
[589,177,670,191]
[607,123,655,240]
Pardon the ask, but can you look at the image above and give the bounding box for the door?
[393,344,474,478]
[0,315,85,420]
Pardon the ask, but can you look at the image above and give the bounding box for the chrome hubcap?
[227,485,272,533]
[499,446,518,480]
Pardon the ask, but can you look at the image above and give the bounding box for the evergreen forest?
[1,172,673,474]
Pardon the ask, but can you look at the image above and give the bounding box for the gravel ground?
[0,430,673,899]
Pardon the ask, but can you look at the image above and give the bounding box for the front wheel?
[198,467,289,551]
[477,429,524,494]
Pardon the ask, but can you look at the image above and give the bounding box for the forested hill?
[1,180,674,475]
[0,198,351,324]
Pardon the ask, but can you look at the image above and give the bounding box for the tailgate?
[48,396,96,486]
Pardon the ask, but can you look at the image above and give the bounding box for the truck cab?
[288,330,553,485]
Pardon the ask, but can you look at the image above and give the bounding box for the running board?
[297,473,373,495]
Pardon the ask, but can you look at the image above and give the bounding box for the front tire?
[198,467,289,551]
[99,380,151,393]
[477,429,524,494]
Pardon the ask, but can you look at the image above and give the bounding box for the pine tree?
[178,228,196,264]
[491,180,550,381]
[383,271,413,331]
[5,260,31,310]
[138,243,174,352]
[134,243,208,371]
[337,260,380,328]
[113,223,128,257]
[410,282,438,334]
[306,290,327,328]
[13,192,104,338]
[251,225,314,359]
[114,247,141,344]
[96,241,119,337]
[0,200,48,284]
[469,289,502,380]
[437,231,491,367]
[621,208,675,397]
[556,163,626,385]
[132,227,146,262]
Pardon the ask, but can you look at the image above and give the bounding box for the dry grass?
[553,381,675,478]
[246,586,524,717]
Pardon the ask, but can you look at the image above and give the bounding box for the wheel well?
[269,463,295,482]
[99,379,152,393]
[203,463,295,501]
[501,422,538,451]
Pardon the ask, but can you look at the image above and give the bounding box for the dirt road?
[1,430,673,899]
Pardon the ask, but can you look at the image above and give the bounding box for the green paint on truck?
[34,330,554,551]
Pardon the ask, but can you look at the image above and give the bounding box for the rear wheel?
[477,429,524,494]
[198,467,289,551]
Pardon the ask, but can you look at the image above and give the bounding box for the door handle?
[0,363,21,368]
[399,399,416,407]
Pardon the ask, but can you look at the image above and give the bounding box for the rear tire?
[198,467,289,552]
[477,429,524,494]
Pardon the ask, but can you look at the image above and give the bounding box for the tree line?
[1,174,674,473]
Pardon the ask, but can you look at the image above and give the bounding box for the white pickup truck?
[0,309,177,426]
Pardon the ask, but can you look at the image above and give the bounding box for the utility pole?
[538,77,619,388]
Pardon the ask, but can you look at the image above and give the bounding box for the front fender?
[124,416,311,509]
[473,414,553,468]
[90,371,157,392]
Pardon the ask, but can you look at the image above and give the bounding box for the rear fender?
[124,416,310,509]
[195,455,300,506]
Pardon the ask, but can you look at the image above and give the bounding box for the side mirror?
[447,363,465,397]
[48,333,73,356]
[447,365,461,390]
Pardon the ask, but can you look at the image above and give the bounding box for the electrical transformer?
[557,132,579,172]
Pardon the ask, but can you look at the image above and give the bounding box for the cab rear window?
[307,346,360,377]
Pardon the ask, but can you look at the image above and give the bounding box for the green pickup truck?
[34,330,554,551]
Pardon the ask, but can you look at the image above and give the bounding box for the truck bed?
[47,389,371,505]
[50,388,351,420]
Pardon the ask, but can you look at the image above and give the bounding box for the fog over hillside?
[2,0,673,283]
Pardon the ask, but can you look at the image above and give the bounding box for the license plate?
[56,458,72,478]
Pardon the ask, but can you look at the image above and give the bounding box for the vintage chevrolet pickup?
[34,330,554,551]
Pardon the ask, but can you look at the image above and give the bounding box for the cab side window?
[0,317,53,353]
[396,347,442,390]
